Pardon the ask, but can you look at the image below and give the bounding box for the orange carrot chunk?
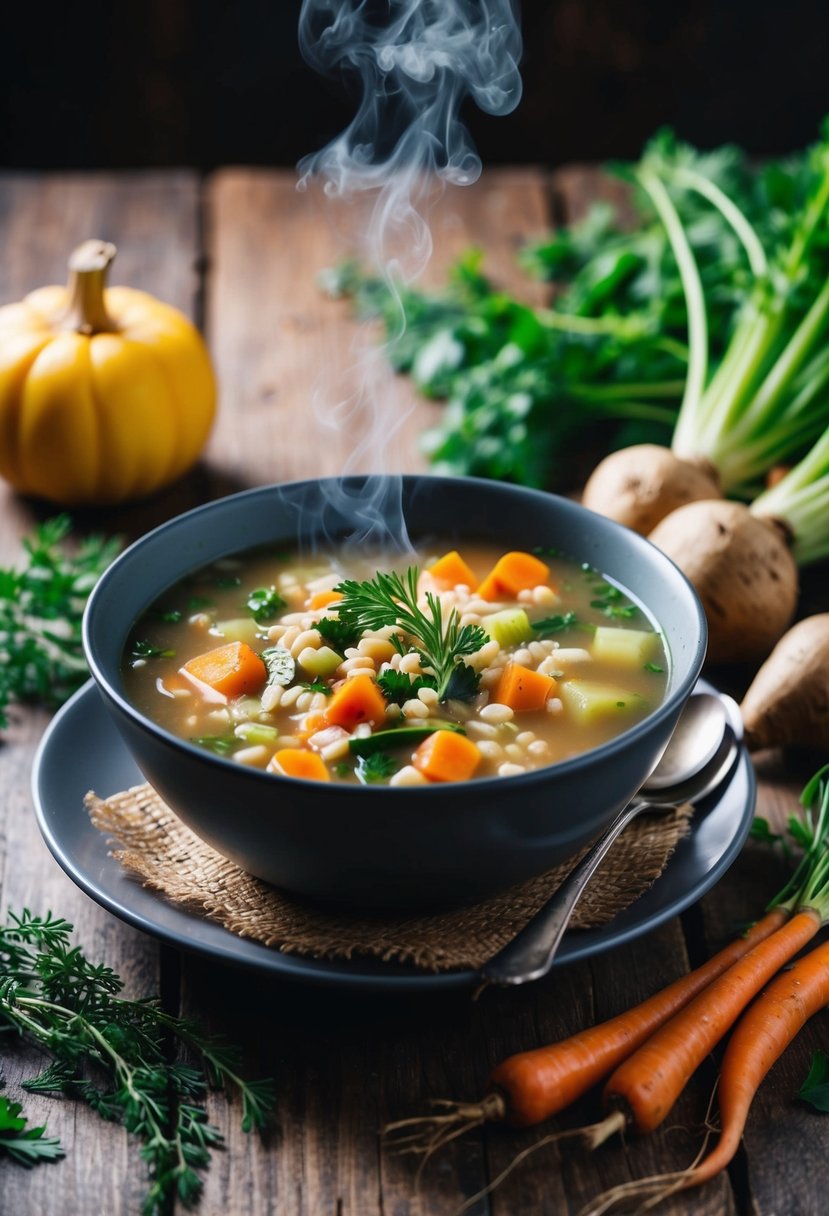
[494,663,556,712]
[412,730,482,783]
[477,551,551,601]
[325,673,387,731]
[309,589,343,610]
[268,748,331,782]
[181,641,267,700]
[427,550,478,590]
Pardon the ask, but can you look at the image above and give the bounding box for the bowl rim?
[83,474,708,797]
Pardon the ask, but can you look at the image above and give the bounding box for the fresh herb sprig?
[377,669,438,706]
[0,909,273,1213]
[0,1091,63,1167]
[0,516,120,726]
[334,568,487,702]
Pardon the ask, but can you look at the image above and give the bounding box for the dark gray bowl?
[83,475,706,910]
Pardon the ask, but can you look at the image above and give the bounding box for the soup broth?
[122,542,669,785]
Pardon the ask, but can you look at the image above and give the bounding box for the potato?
[592,626,660,668]
[560,679,647,725]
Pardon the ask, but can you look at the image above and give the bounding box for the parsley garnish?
[216,575,241,589]
[377,669,438,706]
[357,752,399,784]
[334,762,353,778]
[187,595,215,612]
[246,586,287,623]
[588,581,640,620]
[0,515,120,727]
[334,567,487,702]
[300,679,332,696]
[798,1050,829,1112]
[531,610,578,636]
[151,608,183,624]
[644,661,665,673]
[0,909,273,1209]
[0,1093,63,1167]
[315,615,361,653]
[191,735,237,755]
[130,640,176,661]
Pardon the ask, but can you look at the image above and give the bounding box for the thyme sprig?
[334,567,487,701]
[0,910,273,1213]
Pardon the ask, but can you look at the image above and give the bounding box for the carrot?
[384,907,789,1151]
[494,662,556,713]
[590,906,823,1146]
[267,748,330,781]
[325,673,387,731]
[587,938,829,1211]
[181,641,267,700]
[412,729,482,783]
[427,550,477,590]
[477,551,551,601]
[309,589,343,610]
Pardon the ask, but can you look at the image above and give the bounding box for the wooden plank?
[189,166,552,1216]
[0,170,200,1213]
[203,167,549,490]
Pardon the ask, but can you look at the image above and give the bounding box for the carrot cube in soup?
[477,551,551,601]
[325,673,387,731]
[181,641,267,700]
[427,550,477,590]
[309,589,343,610]
[494,662,557,713]
[268,748,331,781]
[412,729,482,783]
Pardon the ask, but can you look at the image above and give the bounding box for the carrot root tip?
[583,1108,626,1151]
[381,1093,504,1157]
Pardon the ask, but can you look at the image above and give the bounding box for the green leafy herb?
[130,639,176,661]
[191,734,238,756]
[187,595,214,613]
[531,611,578,636]
[334,567,486,701]
[589,583,640,620]
[798,1050,829,1112]
[0,1093,63,1167]
[0,909,273,1212]
[262,645,295,689]
[315,615,362,653]
[246,586,287,623]
[300,678,332,696]
[348,722,466,757]
[151,608,183,624]
[356,752,399,784]
[216,575,241,589]
[334,762,352,778]
[644,661,665,673]
[377,669,438,706]
[0,515,120,727]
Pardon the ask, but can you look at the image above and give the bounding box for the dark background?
[3,0,828,169]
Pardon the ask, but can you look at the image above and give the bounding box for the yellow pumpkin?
[0,240,216,504]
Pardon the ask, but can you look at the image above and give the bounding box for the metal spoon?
[480,693,740,987]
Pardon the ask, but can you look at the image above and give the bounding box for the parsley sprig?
[334,567,487,702]
[0,910,273,1213]
[0,1091,63,1167]
[0,516,120,726]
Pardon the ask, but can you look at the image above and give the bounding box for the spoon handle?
[480,796,656,987]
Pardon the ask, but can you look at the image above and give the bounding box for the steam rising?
[297,0,523,550]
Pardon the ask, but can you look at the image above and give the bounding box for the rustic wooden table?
[0,167,826,1216]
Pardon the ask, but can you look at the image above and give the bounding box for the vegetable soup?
[122,543,669,785]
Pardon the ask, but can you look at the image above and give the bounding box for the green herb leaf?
[334,567,486,701]
[151,608,183,624]
[357,752,399,784]
[191,735,238,756]
[130,640,176,661]
[531,611,578,636]
[0,908,273,1208]
[300,679,332,696]
[0,516,120,727]
[216,575,242,589]
[799,1050,829,1112]
[187,595,215,613]
[246,586,287,624]
[0,1095,64,1167]
[377,669,438,706]
[643,661,665,673]
[589,583,640,620]
[749,816,785,847]
[315,615,362,653]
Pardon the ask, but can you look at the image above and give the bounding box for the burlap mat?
[85,784,693,972]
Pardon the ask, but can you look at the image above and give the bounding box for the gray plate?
[32,680,756,992]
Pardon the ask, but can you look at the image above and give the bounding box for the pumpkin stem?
[60,240,118,334]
